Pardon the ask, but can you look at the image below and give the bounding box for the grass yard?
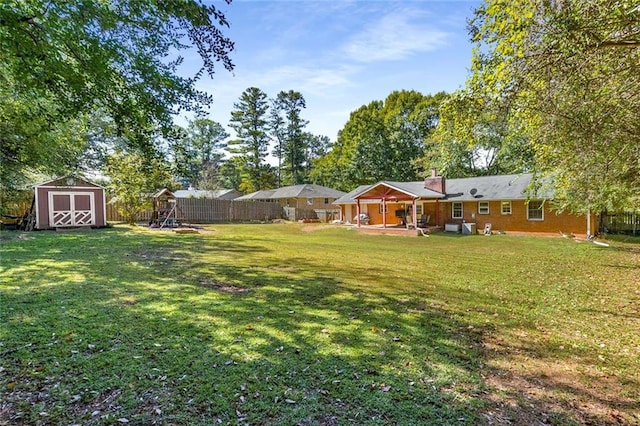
[1,223,639,425]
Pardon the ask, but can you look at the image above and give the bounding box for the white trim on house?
[501,200,512,215]
[478,201,490,214]
[527,200,544,221]
[452,201,463,219]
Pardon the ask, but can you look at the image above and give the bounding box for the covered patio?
[353,181,445,229]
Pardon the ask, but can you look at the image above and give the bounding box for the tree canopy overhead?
[0,0,234,190]
[466,0,640,212]
[311,90,447,191]
[1,0,234,126]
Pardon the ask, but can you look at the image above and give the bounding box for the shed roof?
[33,175,104,189]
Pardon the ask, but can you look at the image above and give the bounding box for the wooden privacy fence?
[107,198,282,223]
[179,198,282,223]
[106,203,153,223]
[283,207,318,221]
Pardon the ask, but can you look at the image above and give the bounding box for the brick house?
[333,172,596,237]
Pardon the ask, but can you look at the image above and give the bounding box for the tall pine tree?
[272,90,308,186]
[228,87,274,193]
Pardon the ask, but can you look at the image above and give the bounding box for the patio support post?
[382,198,387,228]
[412,199,417,228]
[356,200,361,227]
[435,199,439,227]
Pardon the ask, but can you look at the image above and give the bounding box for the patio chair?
[417,214,430,228]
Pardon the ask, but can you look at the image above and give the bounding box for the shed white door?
[49,192,95,227]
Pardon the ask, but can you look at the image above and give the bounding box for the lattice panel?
[74,211,93,225]
[53,211,72,226]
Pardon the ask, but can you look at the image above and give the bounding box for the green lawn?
[1,224,638,425]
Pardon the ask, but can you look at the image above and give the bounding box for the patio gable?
[354,181,445,201]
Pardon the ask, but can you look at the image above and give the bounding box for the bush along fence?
[601,211,640,235]
[107,198,283,224]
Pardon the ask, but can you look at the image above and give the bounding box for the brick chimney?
[424,168,445,194]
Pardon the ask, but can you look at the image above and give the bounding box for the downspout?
[435,199,439,227]
[356,200,361,227]
[587,209,591,237]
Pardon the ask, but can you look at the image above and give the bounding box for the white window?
[478,201,490,215]
[324,198,329,204]
[307,198,313,205]
[527,200,544,221]
[415,204,423,215]
[452,202,463,219]
[379,204,388,214]
[501,201,512,215]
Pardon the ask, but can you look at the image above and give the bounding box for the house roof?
[443,173,551,201]
[236,184,346,201]
[173,189,241,199]
[333,173,552,204]
[235,189,278,201]
[371,181,446,199]
[333,185,371,205]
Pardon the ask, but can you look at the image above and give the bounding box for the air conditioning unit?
[462,222,477,235]
[445,223,461,232]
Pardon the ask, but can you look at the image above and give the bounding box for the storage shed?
[34,176,107,229]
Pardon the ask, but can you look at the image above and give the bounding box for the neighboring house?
[173,189,242,200]
[33,176,107,230]
[237,184,346,221]
[237,184,346,209]
[333,171,597,237]
[230,189,278,202]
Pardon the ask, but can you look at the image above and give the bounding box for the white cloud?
[342,9,450,63]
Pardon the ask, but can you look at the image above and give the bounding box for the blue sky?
[192,0,480,141]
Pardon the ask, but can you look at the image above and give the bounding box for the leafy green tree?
[0,0,234,191]
[218,157,244,192]
[426,90,534,177]
[170,119,229,190]
[272,90,309,186]
[106,150,173,225]
[303,133,331,179]
[0,91,90,192]
[311,91,447,190]
[467,0,640,212]
[227,87,273,192]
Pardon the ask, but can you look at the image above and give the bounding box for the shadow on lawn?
[1,229,485,425]
[1,228,637,425]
